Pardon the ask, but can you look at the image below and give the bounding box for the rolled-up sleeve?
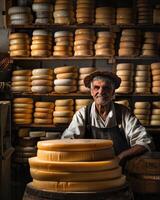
[61,107,86,139]
[122,108,154,151]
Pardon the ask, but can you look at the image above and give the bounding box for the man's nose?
[99,87,105,94]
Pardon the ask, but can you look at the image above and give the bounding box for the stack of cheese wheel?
[151,63,160,93]
[29,139,126,192]
[116,8,133,25]
[134,102,151,125]
[9,33,30,57]
[136,0,153,24]
[95,31,115,56]
[74,29,95,56]
[11,69,32,92]
[95,7,115,25]
[78,67,96,93]
[8,6,32,25]
[31,30,52,57]
[76,0,94,24]
[32,0,53,24]
[12,98,33,124]
[54,66,78,93]
[153,5,160,24]
[53,99,74,124]
[75,99,92,111]
[53,31,73,56]
[141,32,158,56]
[116,63,134,94]
[31,68,53,93]
[114,100,130,108]
[53,0,75,25]
[118,29,141,57]
[34,101,54,125]
[134,64,151,94]
[150,101,160,125]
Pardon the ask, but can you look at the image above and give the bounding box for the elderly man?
[61,71,153,165]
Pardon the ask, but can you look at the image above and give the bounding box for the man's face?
[91,79,115,106]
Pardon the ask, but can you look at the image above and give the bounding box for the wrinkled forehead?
[91,76,115,87]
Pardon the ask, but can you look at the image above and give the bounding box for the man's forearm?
[118,145,148,163]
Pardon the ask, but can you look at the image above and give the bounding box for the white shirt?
[62,102,153,151]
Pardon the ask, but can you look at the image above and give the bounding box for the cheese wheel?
[31,50,51,57]
[135,87,150,93]
[31,86,52,93]
[74,50,93,56]
[9,44,30,51]
[75,99,92,105]
[118,48,139,56]
[13,98,33,104]
[13,108,33,114]
[12,76,31,82]
[150,120,160,125]
[54,79,76,86]
[34,118,53,124]
[37,139,113,151]
[134,102,150,109]
[13,103,33,109]
[56,73,78,79]
[10,50,30,57]
[11,86,31,92]
[30,167,121,182]
[152,69,160,76]
[115,87,132,93]
[34,112,53,118]
[116,63,133,70]
[54,66,77,74]
[135,82,151,87]
[151,63,160,70]
[116,70,132,76]
[9,38,30,45]
[31,44,51,50]
[53,51,73,56]
[32,176,126,192]
[136,65,150,71]
[152,102,160,108]
[135,76,149,81]
[54,46,72,51]
[11,81,31,86]
[55,99,73,106]
[12,70,31,76]
[31,80,53,86]
[151,115,160,120]
[13,113,32,119]
[29,131,46,138]
[37,147,114,162]
[53,117,72,124]
[152,81,160,87]
[152,87,160,93]
[31,75,53,80]
[54,85,77,93]
[54,31,73,38]
[55,106,73,111]
[35,102,54,108]
[53,111,73,117]
[152,109,160,115]
[9,33,29,40]
[14,118,32,124]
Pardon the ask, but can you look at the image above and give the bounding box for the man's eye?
[94,86,99,90]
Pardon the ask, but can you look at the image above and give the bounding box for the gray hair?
[90,76,115,89]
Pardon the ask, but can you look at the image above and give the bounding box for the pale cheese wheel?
[152,109,160,115]
[152,75,160,81]
[37,148,114,162]
[134,102,150,109]
[34,112,53,118]
[54,66,77,74]
[12,70,32,76]
[152,87,160,93]
[53,117,72,124]
[31,175,125,191]
[12,76,31,82]
[135,76,149,81]
[32,29,51,36]
[54,31,73,38]
[30,167,121,182]
[56,73,78,79]
[152,102,160,108]
[116,63,133,70]
[54,79,76,86]
[31,80,53,86]
[136,64,150,71]
[151,63,160,70]
[151,69,160,76]
[31,75,53,80]
[118,75,131,81]
[152,81,160,87]
[54,85,77,93]
[135,82,151,87]
[35,102,54,108]
[134,87,150,93]
[135,70,150,76]
[120,81,133,87]
[116,70,132,76]
[150,120,160,125]
[29,131,46,138]
[55,99,74,106]
[55,106,73,111]
[115,87,132,93]
[151,115,160,120]
[53,111,74,117]
[31,86,52,93]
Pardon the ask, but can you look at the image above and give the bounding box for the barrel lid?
[37,139,113,151]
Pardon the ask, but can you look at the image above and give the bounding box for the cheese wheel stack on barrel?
[12,98,33,124]
[31,68,53,93]
[31,30,52,57]
[11,69,32,92]
[32,0,53,24]
[134,64,151,93]
[116,8,134,25]
[53,99,74,124]
[34,102,54,125]
[8,6,32,25]
[53,31,73,56]
[116,63,134,94]
[136,0,153,24]
[29,139,126,192]
[75,99,93,111]
[95,31,116,56]
[95,7,115,25]
[9,33,30,57]
[76,0,94,24]
[53,0,75,24]
[118,29,141,57]
[134,102,151,125]
[151,63,160,93]
[141,32,158,56]
[74,29,95,56]
[150,101,160,125]
[54,66,78,93]
[78,67,96,93]
[153,5,160,24]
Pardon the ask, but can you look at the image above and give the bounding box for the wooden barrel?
[126,152,160,194]
[23,182,134,200]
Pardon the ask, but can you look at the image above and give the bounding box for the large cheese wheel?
[34,112,53,118]
[13,108,33,114]
[54,66,77,74]
[37,148,114,162]
[30,167,121,182]
[9,33,29,40]
[31,86,52,93]
[13,103,33,109]
[56,73,78,79]
[14,118,32,124]
[54,85,77,93]
[13,98,33,104]
[55,99,73,106]
[32,176,126,192]
[12,76,31,82]
[31,80,53,86]
[116,63,133,70]
[37,139,113,151]
[13,113,32,119]
[55,106,73,111]
[35,107,53,113]
[11,86,31,92]
[134,102,150,109]
[54,79,76,86]
[32,69,52,76]
[11,81,31,87]
[9,44,30,51]
[53,111,73,117]
[35,102,54,108]
[31,75,53,80]
[34,118,53,124]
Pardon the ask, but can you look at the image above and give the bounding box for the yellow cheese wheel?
[9,44,30,51]
[30,167,121,182]
[13,108,33,114]
[31,80,53,86]
[54,85,77,93]
[55,106,73,111]
[9,33,29,40]
[116,63,133,70]
[32,176,126,192]
[134,102,150,109]
[35,102,54,108]
[13,113,32,119]
[11,81,31,86]
[13,103,33,109]
[55,99,74,106]
[13,98,33,104]
[31,75,53,80]
[37,147,114,162]
[14,118,32,124]
[12,76,31,82]
[134,87,150,93]
[31,44,51,50]
[53,111,74,117]
[134,109,150,115]
[152,101,160,108]
[56,73,78,79]
[35,107,53,113]
[31,50,51,57]
[34,112,53,119]
[10,50,30,57]
[34,118,53,124]
[11,86,31,92]
[54,66,77,74]
[31,86,52,93]
[151,63,160,70]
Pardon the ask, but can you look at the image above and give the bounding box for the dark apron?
[85,103,130,155]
